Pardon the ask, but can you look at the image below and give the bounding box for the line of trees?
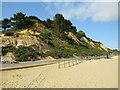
[2,12,40,30]
[2,12,77,35]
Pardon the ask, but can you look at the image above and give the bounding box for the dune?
[1,56,118,88]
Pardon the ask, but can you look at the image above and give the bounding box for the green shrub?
[76,30,86,39]
[15,46,40,61]
[2,46,44,61]
[2,46,16,56]
[37,29,53,44]
[44,47,75,58]
[48,41,55,47]
[4,30,14,36]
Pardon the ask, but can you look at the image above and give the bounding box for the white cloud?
[44,2,118,22]
[85,2,118,22]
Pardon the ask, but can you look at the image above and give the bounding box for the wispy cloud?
[44,2,118,22]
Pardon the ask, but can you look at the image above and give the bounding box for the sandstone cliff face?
[94,42,108,51]
[34,22,45,30]
[40,56,55,60]
[80,37,89,43]
[67,32,108,51]
[1,52,15,62]
[67,32,80,44]
[1,28,108,59]
[80,37,95,48]
[2,34,53,53]
[79,36,108,51]
[99,44,108,51]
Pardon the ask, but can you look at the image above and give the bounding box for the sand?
[1,56,118,88]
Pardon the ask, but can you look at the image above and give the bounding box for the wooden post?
[58,61,60,69]
[71,60,72,65]
[72,60,74,66]
[64,60,65,68]
[69,61,70,67]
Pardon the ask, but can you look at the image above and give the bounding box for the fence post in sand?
[68,60,70,67]
[58,61,60,69]
[73,60,74,66]
[72,60,73,65]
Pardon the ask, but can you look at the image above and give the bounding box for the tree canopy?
[2,12,77,34]
[2,18,11,30]
[10,12,36,29]
[53,14,77,34]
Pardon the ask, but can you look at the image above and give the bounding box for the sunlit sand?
[1,56,118,88]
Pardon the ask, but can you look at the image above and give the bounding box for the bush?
[4,30,14,36]
[65,36,77,45]
[2,46,44,61]
[76,30,86,39]
[48,41,55,47]
[15,46,40,61]
[37,29,53,44]
[2,46,16,56]
[44,47,75,58]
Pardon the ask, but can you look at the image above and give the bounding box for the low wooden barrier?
[57,55,113,69]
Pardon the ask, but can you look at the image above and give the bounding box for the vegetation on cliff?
[1,12,119,61]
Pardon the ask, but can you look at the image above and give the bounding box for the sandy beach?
[1,56,118,88]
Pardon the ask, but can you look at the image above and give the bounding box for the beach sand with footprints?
[1,56,118,88]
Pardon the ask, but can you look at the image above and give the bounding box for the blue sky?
[2,2,118,49]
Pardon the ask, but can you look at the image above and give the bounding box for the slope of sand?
[1,56,118,88]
